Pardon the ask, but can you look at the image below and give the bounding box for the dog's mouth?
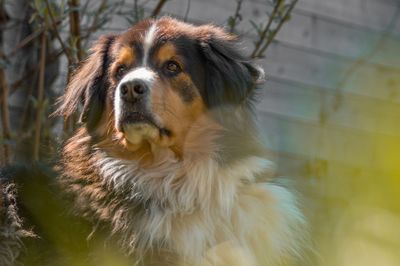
[123,112,159,128]
[119,112,170,145]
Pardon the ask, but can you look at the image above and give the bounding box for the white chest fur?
[96,153,306,265]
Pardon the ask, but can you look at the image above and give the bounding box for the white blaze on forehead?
[143,23,158,66]
[120,67,156,85]
[114,67,156,130]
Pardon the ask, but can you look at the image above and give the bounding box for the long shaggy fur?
[0,181,34,266]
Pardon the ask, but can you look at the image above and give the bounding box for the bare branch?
[69,0,83,62]
[184,0,191,22]
[151,0,168,18]
[256,0,298,58]
[9,50,63,98]
[133,0,141,23]
[44,0,75,65]
[228,0,243,33]
[0,52,12,165]
[8,29,42,58]
[81,0,108,47]
[7,17,62,58]
[250,0,281,58]
[33,33,47,161]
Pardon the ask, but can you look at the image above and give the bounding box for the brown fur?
[115,46,136,67]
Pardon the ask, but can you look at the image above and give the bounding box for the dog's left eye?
[116,65,127,79]
[164,61,181,74]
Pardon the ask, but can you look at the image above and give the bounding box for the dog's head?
[57,17,264,157]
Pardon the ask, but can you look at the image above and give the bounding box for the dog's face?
[57,17,263,157]
[110,20,208,150]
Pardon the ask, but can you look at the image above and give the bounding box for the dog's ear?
[55,34,116,131]
[197,27,265,107]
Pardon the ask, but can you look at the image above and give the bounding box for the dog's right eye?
[116,65,127,79]
[164,60,181,76]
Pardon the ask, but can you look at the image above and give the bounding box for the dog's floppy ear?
[197,26,265,107]
[55,34,116,131]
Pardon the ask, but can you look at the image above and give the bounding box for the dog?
[1,17,306,265]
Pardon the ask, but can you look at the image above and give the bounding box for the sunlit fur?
[57,17,307,265]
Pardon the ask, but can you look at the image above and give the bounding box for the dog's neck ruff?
[94,149,278,259]
[62,128,306,265]
[96,149,273,214]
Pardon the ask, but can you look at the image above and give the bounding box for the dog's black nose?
[120,80,148,102]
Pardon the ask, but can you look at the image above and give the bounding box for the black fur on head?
[197,30,265,109]
[54,34,116,131]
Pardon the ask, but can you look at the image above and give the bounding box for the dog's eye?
[164,61,181,74]
[116,65,127,79]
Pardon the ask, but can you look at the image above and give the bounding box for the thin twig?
[250,0,283,58]
[183,0,191,22]
[8,29,42,57]
[133,0,140,23]
[81,0,91,18]
[151,0,168,17]
[256,0,299,58]
[33,33,47,161]
[82,0,108,47]
[0,52,12,165]
[85,0,107,33]
[7,17,62,58]
[228,0,243,33]
[9,50,63,96]
[44,0,75,65]
[64,0,83,134]
[69,0,83,62]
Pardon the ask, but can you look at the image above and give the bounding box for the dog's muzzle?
[119,79,149,102]
[114,67,159,144]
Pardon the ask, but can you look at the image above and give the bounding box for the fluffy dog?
[2,17,306,266]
